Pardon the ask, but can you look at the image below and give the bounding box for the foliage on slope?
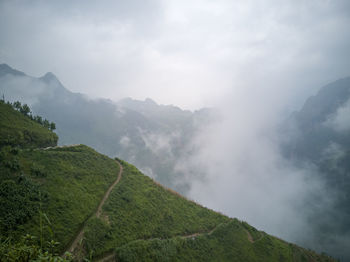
[114,219,335,262]
[0,235,72,262]
[0,98,337,261]
[0,144,119,254]
[0,100,58,149]
[83,160,230,257]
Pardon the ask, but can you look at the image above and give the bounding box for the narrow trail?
[245,230,254,243]
[63,161,123,258]
[243,228,264,243]
[97,223,265,262]
[96,163,123,218]
[97,224,221,262]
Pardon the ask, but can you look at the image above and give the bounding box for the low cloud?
[324,99,350,132]
[179,86,335,252]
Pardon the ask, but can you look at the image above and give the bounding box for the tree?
[20,104,31,116]
[13,101,21,110]
[43,119,50,129]
[50,122,56,131]
[34,116,43,125]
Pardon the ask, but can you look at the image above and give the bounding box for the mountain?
[0,64,211,195]
[0,99,336,261]
[0,63,26,77]
[282,77,350,261]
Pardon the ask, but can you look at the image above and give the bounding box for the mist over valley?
[1,1,350,261]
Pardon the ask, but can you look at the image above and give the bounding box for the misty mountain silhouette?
[283,77,350,261]
[0,63,26,77]
[0,64,212,195]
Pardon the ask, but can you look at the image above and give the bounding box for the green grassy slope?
[0,145,119,254]
[114,219,335,262]
[82,161,336,262]
[0,101,58,148]
[83,161,230,257]
[0,101,337,262]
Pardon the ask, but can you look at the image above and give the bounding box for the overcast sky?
[1,0,350,110]
[2,1,350,257]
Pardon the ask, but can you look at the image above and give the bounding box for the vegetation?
[0,234,73,262]
[0,100,337,261]
[83,160,230,258]
[0,100,58,148]
[10,100,56,131]
[114,219,336,262]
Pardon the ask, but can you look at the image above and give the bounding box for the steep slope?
[284,77,350,161]
[84,160,229,259]
[0,100,336,262]
[0,101,58,148]
[80,160,336,262]
[114,220,333,262]
[282,77,350,261]
[0,144,119,249]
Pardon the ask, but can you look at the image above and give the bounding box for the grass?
[0,101,58,149]
[85,160,230,257]
[0,100,338,262]
[0,145,119,253]
[114,219,336,262]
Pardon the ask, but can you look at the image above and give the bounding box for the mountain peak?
[144,98,157,105]
[41,72,58,81]
[0,63,26,77]
[40,71,64,88]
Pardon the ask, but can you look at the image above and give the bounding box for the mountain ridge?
[0,99,336,261]
[0,64,212,195]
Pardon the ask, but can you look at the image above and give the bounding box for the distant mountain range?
[2,63,350,260]
[282,76,350,261]
[0,63,213,194]
[0,90,336,262]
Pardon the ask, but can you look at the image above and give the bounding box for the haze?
[1,0,350,259]
[1,0,349,110]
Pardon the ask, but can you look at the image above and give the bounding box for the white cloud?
[324,99,350,132]
[0,0,349,109]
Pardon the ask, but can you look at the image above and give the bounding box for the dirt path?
[243,228,264,243]
[63,161,123,257]
[245,230,254,243]
[97,224,221,262]
[96,164,123,218]
[42,144,81,150]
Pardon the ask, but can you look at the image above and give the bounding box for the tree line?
[1,98,56,131]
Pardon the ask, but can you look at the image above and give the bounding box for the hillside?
[0,100,337,261]
[281,77,350,261]
[0,100,58,148]
[0,63,213,195]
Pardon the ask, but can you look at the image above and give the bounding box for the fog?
[1,0,350,109]
[182,86,328,242]
[325,98,350,132]
[2,0,350,259]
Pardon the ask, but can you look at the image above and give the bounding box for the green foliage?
[30,163,47,178]
[0,234,73,262]
[14,145,120,252]
[114,219,336,262]
[88,161,230,257]
[0,101,58,149]
[241,221,263,241]
[0,144,119,255]
[0,176,41,233]
[84,217,111,255]
[9,100,56,130]
[0,98,337,261]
